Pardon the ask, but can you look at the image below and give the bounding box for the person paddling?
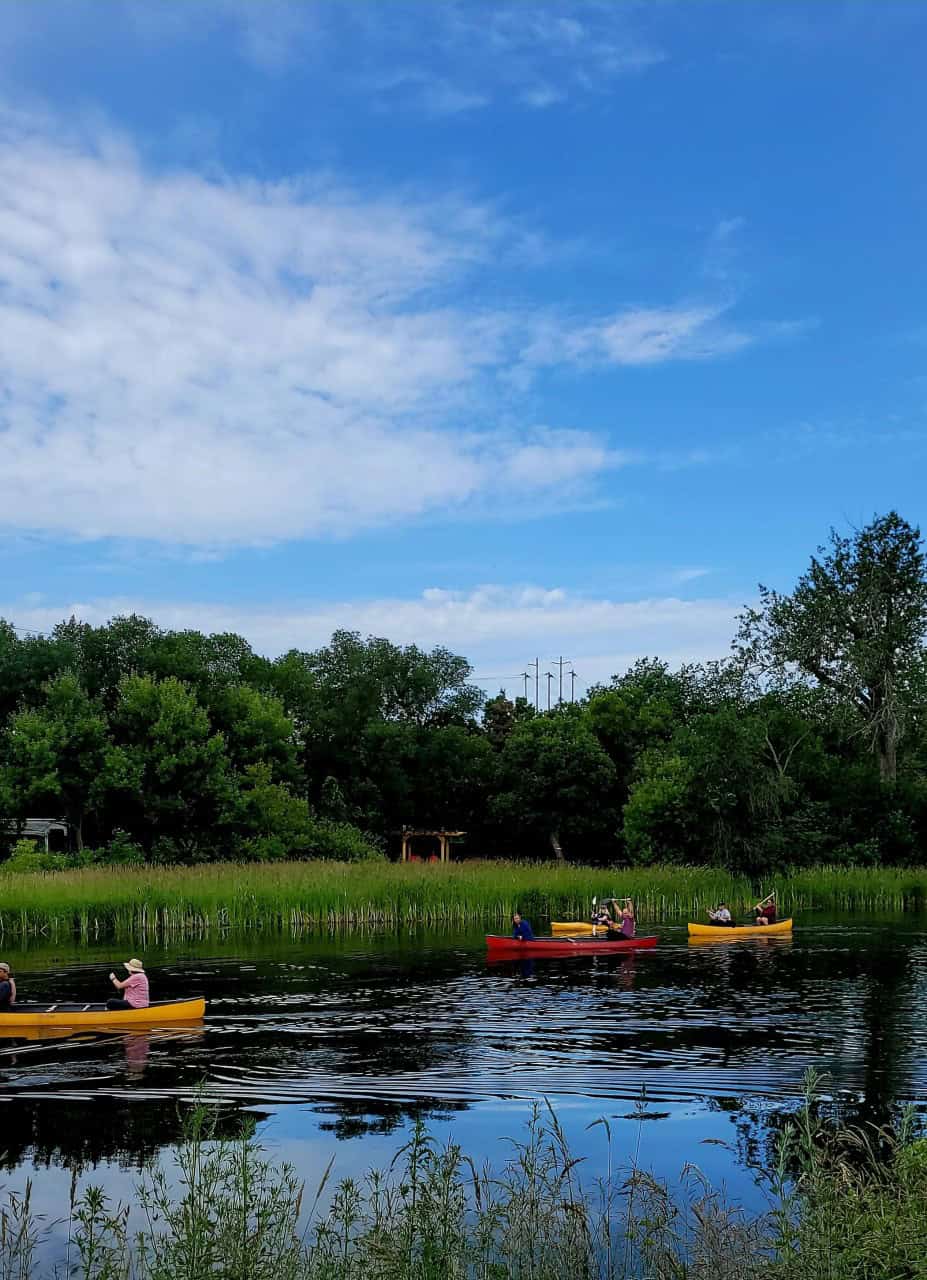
[607,898,636,940]
[107,958,150,1010]
[0,963,17,1010]
[591,901,613,928]
[708,904,735,927]
[754,894,777,926]
[511,912,535,941]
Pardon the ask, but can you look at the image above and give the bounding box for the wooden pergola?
[398,829,465,863]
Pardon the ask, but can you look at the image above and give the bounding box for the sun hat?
[124,958,145,973]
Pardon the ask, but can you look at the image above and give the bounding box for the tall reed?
[1,1080,924,1279]
[0,859,924,940]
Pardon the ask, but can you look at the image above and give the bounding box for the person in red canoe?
[606,898,636,940]
[754,894,777,926]
[107,958,150,1010]
[511,913,535,941]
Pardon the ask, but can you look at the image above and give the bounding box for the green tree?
[0,621,74,722]
[106,675,234,858]
[492,709,617,860]
[737,512,927,782]
[483,691,534,748]
[0,674,109,850]
[207,684,300,784]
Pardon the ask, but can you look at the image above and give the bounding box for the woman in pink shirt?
[107,958,150,1010]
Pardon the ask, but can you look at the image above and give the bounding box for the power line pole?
[552,656,570,706]
[520,671,529,700]
[570,669,578,704]
[528,657,540,711]
[545,671,553,711]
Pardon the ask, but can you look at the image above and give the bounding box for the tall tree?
[492,709,617,860]
[0,674,109,850]
[737,512,927,782]
[106,675,233,858]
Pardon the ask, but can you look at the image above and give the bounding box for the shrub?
[0,839,69,874]
[75,829,145,868]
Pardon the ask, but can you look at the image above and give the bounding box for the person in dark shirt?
[511,913,535,941]
[754,894,777,926]
[0,962,17,1009]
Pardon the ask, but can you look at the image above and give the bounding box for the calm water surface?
[2,917,926,1261]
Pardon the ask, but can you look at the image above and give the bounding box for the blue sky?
[1,1,925,695]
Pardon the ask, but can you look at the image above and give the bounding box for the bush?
[74,829,145,868]
[300,818,384,862]
[0,839,69,874]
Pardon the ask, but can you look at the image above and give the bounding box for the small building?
[3,819,70,853]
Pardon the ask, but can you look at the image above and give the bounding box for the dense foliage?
[2,511,927,871]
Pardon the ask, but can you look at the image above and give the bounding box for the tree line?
[2,511,926,872]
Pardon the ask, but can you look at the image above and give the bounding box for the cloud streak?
[0,107,624,547]
[0,107,778,550]
[1,585,742,689]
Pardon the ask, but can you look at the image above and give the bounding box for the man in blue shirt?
[512,912,535,940]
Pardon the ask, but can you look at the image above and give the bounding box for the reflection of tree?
[0,1100,251,1175]
[316,1099,468,1141]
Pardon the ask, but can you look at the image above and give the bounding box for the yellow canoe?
[551,921,605,935]
[687,918,793,937]
[0,997,206,1028]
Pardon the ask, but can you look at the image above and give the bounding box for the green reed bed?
[0,859,926,940]
[2,1080,925,1279]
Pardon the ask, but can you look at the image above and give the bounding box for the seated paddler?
[107,958,150,1010]
[0,962,17,1010]
[511,912,535,941]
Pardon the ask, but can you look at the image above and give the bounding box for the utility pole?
[528,657,540,711]
[552,656,570,706]
[570,669,578,704]
[520,671,529,701]
[545,671,553,711]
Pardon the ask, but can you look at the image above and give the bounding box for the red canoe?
[486,934,657,957]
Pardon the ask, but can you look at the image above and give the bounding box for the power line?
[4,622,48,639]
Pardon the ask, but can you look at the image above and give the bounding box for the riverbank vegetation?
[0,859,925,938]
[1,1081,924,1278]
[3,511,927,874]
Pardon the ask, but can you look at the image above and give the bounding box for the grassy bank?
[2,1083,925,1279]
[0,859,926,939]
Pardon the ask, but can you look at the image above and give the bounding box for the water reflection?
[0,921,924,1175]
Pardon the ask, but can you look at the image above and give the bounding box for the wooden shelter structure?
[3,819,70,853]
[398,829,465,863]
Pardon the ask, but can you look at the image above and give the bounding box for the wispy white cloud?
[519,303,753,372]
[25,1,666,111]
[0,106,785,551]
[1,585,741,688]
[0,106,624,548]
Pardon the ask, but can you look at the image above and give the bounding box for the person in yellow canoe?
[0,962,17,1010]
[107,958,150,1010]
[754,894,777,926]
[708,904,735,927]
[591,901,614,927]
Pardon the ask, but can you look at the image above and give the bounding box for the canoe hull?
[551,921,600,935]
[486,935,656,957]
[687,918,793,937]
[0,997,206,1027]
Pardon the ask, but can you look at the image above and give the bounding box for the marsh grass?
[0,860,925,940]
[2,1079,923,1279]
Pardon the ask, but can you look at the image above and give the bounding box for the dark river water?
[2,917,926,1264]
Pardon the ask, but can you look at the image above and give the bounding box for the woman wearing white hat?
[107,958,150,1010]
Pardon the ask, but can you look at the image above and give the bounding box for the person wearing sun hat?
[106,958,150,1010]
